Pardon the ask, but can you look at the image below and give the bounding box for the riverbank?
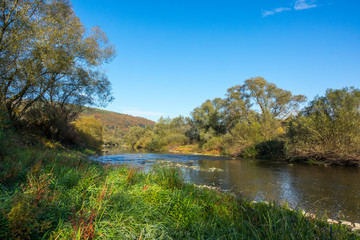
[169,144,360,167]
[1,144,359,239]
[196,184,360,232]
[170,144,221,156]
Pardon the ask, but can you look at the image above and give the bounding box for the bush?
[73,117,103,152]
[124,126,147,149]
[0,128,7,158]
[202,136,223,151]
[165,133,190,146]
[286,87,360,165]
[21,103,78,145]
[222,122,265,156]
[255,139,286,160]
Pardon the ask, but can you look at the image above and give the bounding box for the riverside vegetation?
[125,79,360,166]
[1,132,359,239]
[0,0,360,239]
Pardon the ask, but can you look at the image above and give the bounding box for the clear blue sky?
[72,0,360,121]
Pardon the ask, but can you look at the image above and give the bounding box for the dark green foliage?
[123,80,359,165]
[224,77,306,130]
[22,102,78,144]
[202,136,223,151]
[165,133,190,146]
[191,98,226,138]
[123,77,308,158]
[255,139,287,160]
[219,77,305,157]
[0,0,114,128]
[287,87,360,165]
[124,117,191,151]
[125,126,149,149]
[0,0,116,154]
[0,128,8,159]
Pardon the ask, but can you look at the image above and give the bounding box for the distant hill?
[80,107,155,145]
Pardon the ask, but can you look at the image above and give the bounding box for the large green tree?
[226,77,306,127]
[0,0,115,126]
[225,84,255,130]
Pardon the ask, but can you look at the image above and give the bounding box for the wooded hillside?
[80,107,155,145]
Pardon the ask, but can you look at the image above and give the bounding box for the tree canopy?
[287,87,360,164]
[225,77,306,126]
[0,0,115,126]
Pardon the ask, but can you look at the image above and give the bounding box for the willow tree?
[221,77,307,156]
[287,87,360,164]
[224,77,306,137]
[245,77,306,123]
[191,98,226,140]
[0,0,115,126]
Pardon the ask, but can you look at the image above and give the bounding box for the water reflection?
[92,153,360,222]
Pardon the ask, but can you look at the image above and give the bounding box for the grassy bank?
[0,144,359,239]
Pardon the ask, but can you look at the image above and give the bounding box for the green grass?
[0,142,359,239]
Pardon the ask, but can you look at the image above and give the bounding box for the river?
[92,153,360,223]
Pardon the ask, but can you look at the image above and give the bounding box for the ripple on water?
[92,153,360,223]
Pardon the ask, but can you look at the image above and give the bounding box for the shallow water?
[92,153,360,223]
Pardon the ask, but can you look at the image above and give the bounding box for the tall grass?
[0,141,358,239]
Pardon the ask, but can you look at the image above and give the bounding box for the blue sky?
[72,0,360,121]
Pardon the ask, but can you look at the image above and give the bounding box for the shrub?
[202,136,223,151]
[0,128,7,158]
[165,133,190,146]
[73,117,104,152]
[286,87,360,165]
[124,126,146,149]
[22,103,78,144]
[255,139,286,160]
[222,122,264,156]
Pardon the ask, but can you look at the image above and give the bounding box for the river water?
[92,153,360,223]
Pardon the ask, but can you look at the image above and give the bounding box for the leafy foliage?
[287,87,360,165]
[191,98,226,138]
[124,78,360,165]
[0,0,114,126]
[81,107,155,146]
[124,77,308,157]
[73,117,103,152]
[124,116,190,151]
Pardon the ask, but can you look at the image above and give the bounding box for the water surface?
[92,153,360,223]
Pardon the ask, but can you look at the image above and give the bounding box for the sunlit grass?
[0,145,358,239]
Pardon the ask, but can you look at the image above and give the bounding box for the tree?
[169,115,190,135]
[153,117,172,137]
[224,77,306,138]
[245,77,306,122]
[0,0,115,126]
[227,77,306,124]
[287,87,360,164]
[219,77,306,156]
[225,84,255,130]
[191,98,226,138]
[124,126,146,149]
